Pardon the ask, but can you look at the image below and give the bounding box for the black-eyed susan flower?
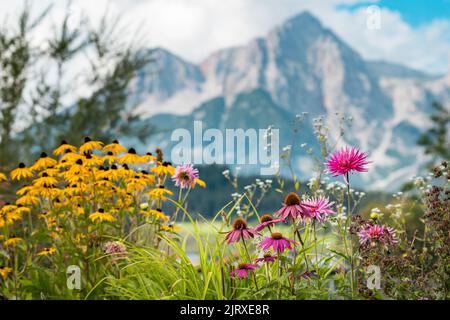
[103,151,117,165]
[149,185,173,200]
[102,139,127,155]
[119,148,146,164]
[143,208,169,221]
[0,172,6,182]
[83,153,104,167]
[160,224,181,233]
[151,161,175,176]
[35,186,61,199]
[16,194,39,206]
[53,140,77,156]
[33,173,58,188]
[37,247,56,256]
[31,153,58,171]
[142,152,157,162]
[0,267,12,280]
[3,237,23,247]
[11,163,33,181]
[79,137,103,154]
[89,208,115,223]
[15,205,31,215]
[60,150,81,163]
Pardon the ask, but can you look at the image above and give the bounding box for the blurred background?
[0,0,449,222]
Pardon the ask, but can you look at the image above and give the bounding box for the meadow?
[0,137,448,300]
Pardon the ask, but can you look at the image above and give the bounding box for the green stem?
[241,237,259,291]
[346,173,355,298]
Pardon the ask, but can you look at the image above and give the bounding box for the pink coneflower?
[230,263,259,279]
[254,214,285,232]
[275,192,311,221]
[325,146,370,182]
[258,232,296,254]
[171,164,199,189]
[224,218,257,244]
[358,224,398,246]
[255,253,277,263]
[302,197,335,222]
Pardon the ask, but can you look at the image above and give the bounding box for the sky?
[1,0,449,75]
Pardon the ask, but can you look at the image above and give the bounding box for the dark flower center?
[18,163,25,168]
[128,148,136,154]
[260,214,273,223]
[84,137,91,142]
[40,152,48,158]
[179,172,190,181]
[238,263,249,269]
[98,208,105,213]
[60,140,68,145]
[113,140,119,144]
[75,159,83,165]
[232,218,248,230]
[284,192,300,206]
[271,232,283,240]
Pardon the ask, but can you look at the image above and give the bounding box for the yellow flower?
[0,172,8,182]
[31,153,58,171]
[143,208,169,221]
[193,178,206,188]
[79,137,103,154]
[160,224,181,233]
[0,267,12,279]
[103,152,117,165]
[10,163,33,181]
[149,186,174,200]
[151,162,175,176]
[142,152,157,162]
[53,140,77,156]
[16,185,34,196]
[16,194,40,206]
[32,173,58,188]
[119,148,146,164]
[34,186,61,199]
[83,153,104,167]
[37,247,57,256]
[41,167,60,177]
[3,237,23,247]
[102,140,127,155]
[89,209,115,223]
[60,151,81,163]
[16,205,31,215]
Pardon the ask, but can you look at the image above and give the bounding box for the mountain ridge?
[126,10,449,190]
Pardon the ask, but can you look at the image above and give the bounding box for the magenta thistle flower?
[255,253,277,263]
[275,192,311,221]
[358,224,398,246]
[171,164,199,189]
[254,214,285,232]
[325,146,370,181]
[224,218,257,244]
[258,232,296,254]
[230,263,258,279]
[302,197,335,222]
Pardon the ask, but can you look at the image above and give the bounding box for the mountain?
[127,11,450,191]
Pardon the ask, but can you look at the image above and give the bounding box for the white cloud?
[0,0,449,74]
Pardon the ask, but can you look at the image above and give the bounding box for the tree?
[417,101,450,166]
[0,3,155,167]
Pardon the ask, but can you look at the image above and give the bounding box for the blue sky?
[0,0,449,74]
[341,0,450,27]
